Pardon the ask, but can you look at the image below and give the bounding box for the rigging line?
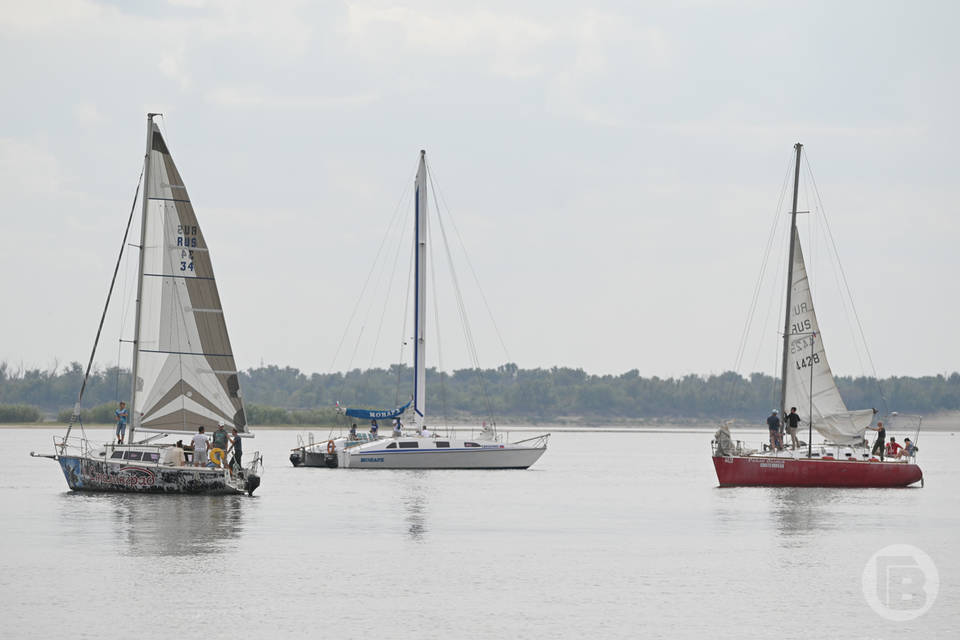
[429,175,496,425]
[803,153,889,412]
[807,163,868,379]
[71,167,144,418]
[424,157,513,365]
[733,151,793,373]
[396,229,415,406]
[328,175,413,386]
[428,230,450,428]
[367,203,410,370]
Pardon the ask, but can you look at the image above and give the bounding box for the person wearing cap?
[211,422,229,467]
[766,410,782,450]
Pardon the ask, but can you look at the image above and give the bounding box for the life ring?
[327,440,336,455]
[210,448,225,466]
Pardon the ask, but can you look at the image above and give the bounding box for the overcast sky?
[1,0,956,379]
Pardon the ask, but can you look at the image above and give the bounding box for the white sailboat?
[33,114,262,495]
[335,151,549,470]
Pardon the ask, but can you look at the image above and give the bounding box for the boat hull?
[342,446,546,469]
[58,455,257,495]
[712,455,922,488]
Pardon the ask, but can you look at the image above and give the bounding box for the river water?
[2,427,956,639]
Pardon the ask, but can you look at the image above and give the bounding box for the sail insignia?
[783,235,873,444]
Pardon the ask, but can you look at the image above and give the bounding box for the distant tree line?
[1,360,958,423]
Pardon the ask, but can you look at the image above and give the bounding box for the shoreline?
[4,411,957,432]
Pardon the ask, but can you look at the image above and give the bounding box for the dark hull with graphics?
[58,455,258,495]
[712,455,923,488]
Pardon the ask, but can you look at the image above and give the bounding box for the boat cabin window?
[386,442,397,449]
[142,452,160,463]
[110,451,124,459]
[464,442,481,448]
[398,442,419,449]
[435,441,450,448]
[123,451,143,460]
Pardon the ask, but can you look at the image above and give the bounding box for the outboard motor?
[290,452,302,467]
[245,474,261,496]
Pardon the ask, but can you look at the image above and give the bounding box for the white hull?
[342,443,546,469]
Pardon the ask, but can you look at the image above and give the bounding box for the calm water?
[2,427,957,639]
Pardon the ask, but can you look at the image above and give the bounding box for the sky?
[0,0,957,379]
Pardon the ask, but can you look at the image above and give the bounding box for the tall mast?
[127,113,159,444]
[779,142,803,422]
[413,150,427,427]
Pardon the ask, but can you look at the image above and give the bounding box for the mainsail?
[783,235,873,445]
[132,124,247,434]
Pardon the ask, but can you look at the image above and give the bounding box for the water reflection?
[769,488,841,546]
[61,492,245,557]
[400,472,430,541]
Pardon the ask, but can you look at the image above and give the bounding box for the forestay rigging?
[132,123,247,435]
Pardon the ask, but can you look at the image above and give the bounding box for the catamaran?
[32,114,262,495]
[300,151,548,470]
[711,143,922,488]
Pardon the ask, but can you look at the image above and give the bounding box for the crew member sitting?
[900,438,918,458]
[885,437,903,458]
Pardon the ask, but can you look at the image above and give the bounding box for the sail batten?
[133,124,248,434]
[783,235,872,445]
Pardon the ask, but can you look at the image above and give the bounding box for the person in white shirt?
[191,426,210,467]
[421,425,432,438]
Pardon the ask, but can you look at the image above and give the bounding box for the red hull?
[712,455,922,488]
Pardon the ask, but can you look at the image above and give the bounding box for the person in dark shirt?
[868,421,886,460]
[785,407,802,450]
[227,427,243,471]
[766,410,782,450]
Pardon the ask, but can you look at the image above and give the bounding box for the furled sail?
[343,400,412,420]
[132,124,247,434]
[783,235,873,445]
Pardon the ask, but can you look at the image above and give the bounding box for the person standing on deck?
[211,422,229,467]
[370,419,379,438]
[767,410,782,450]
[868,421,886,460]
[191,426,210,467]
[393,419,402,438]
[227,427,242,471]
[115,401,128,445]
[785,407,802,450]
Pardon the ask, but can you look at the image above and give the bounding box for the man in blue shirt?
[115,401,128,445]
[766,410,782,451]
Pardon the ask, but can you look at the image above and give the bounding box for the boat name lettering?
[759,462,785,469]
[360,457,384,463]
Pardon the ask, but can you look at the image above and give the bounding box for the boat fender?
[869,457,880,462]
[210,448,225,466]
[327,440,336,455]
[821,455,835,460]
